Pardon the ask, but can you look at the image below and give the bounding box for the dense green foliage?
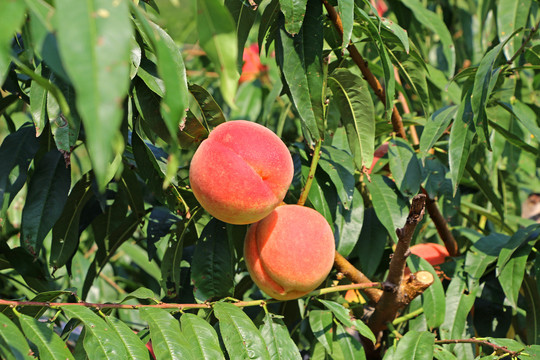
[0,0,539,358]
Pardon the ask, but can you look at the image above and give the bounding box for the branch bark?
[334,252,383,303]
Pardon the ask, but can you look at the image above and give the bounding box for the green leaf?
[21,150,71,257]
[130,6,189,146]
[225,0,259,69]
[120,287,160,304]
[408,256,446,329]
[0,0,26,83]
[260,313,302,360]
[334,188,364,257]
[56,0,132,190]
[497,225,540,271]
[213,302,271,360]
[365,175,408,243]
[104,316,150,360]
[381,18,410,54]
[0,312,33,360]
[465,164,505,221]
[393,331,435,360]
[276,0,324,141]
[338,0,353,48]
[319,145,355,210]
[523,275,540,345]
[21,290,73,319]
[400,0,455,77]
[0,123,40,208]
[318,299,376,344]
[308,309,334,354]
[433,345,457,360]
[180,313,225,360]
[191,219,235,302]
[420,106,457,158]
[333,323,366,360]
[61,306,128,360]
[464,233,510,291]
[497,100,540,143]
[497,0,532,59]
[29,65,48,137]
[498,243,534,308]
[279,0,308,35]
[50,172,93,268]
[449,91,475,194]
[139,307,193,360]
[258,0,280,52]
[387,138,423,196]
[328,68,375,170]
[196,0,239,107]
[18,313,75,360]
[188,83,226,129]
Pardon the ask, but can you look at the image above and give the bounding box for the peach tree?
[0,0,539,359]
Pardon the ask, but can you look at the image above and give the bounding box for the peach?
[409,243,449,266]
[244,205,335,300]
[189,120,294,225]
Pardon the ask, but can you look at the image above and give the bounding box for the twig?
[334,252,384,303]
[421,189,459,256]
[435,338,522,358]
[297,139,323,206]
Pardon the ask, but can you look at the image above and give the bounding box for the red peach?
[244,205,336,300]
[189,120,293,225]
[410,243,450,266]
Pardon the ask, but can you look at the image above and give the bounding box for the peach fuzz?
[189,120,294,225]
[244,205,335,300]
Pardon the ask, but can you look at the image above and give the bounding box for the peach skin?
[244,205,335,300]
[189,120,294,225]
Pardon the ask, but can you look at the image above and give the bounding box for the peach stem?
[297,138,322,206]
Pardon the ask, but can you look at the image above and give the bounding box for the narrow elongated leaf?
[498,243,533,308]
[465,164,504,220]
[191,219,235,302]
[188,83,226,129]
[196,0,239,107]
[420,106,457,158]
[338,0,353,48]
[105,316,150,360]
[29,65,48,137]
[318,299,376,344]
[18,313,75,360]
[22,290,74,319]
[260,313,302,360]
[0,312,33,360]
[21,150,71,257]
[62,306,128,360]
[381,18,410,54]
[0,0,26,83]
[146,206,180,261]
[497,225,540,270]
[497,100,540,142]
[523,275,540,345]
[258,0,280,52]
[334,323,366,360]
[139,307,193,360]
[388,138,423,196]
[464,233,510,291]
[449,91,475,194]
[328,68,375,170]
[276,0,324,141]
[334,188,364,257]
[365,175,408,243]
[0,123,40,207]
[56,0,132,189]
[319,145,355,210]
[180,313,225,360]
[393,331,435,360]
[279,0,308,35]
[213,302,271,360]
[130,6,189,143]
[225,0,259,69]
[497,0,532,59]
[400,0,455,77]
[50,173,93,268]
[308,309,334,354]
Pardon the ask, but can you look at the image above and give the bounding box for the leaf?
[400,0,455,77]
[523,275,540,345]
[449,90,475,194]
[22,290,74,319]
[318,145,355,210]
[191,219,235,302]
[387,138,424,196]
[381,18,410,54]
[188,83,226,129]
[465,164,504,221]
[276,0,324,141]
[21,150,71,257]
[120,287,160,304]
[0,0,26,83]
[497,0,532,59]
[464,233,510,291]
[365,175,408,243]
[318,299,376,344]
[334,188,364,257]
[420,106,457,158]
[356,208,387,278]
[61,306,128,360]
[498,243,534,309]
[139,307,193,360]
[55,0,132,190]
[0,312,33,360]
[50,173,93,268]
[260,313,302,360]
[328,68,375,170]
[334,323,366,360]
[308,309,334,354]
[393,331,435,360]
[497,100,540,143]
[338,0,353,48]
[146,206,180,261]
[497,225,540,271]
[0,123,40,208]
[408,256,446,329]
[104,316,151,360]
[196,0,239,107]
[213,302,271,360]
[18,313,75,360]
[258,0,280,52]
[130,5,189,145]
[279,0,308,35]
[180,313,225,360]
[225,0,259,69]
[29,65,48,137]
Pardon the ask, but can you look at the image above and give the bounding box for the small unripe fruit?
[244,205,335,300]
[189,121,294,225]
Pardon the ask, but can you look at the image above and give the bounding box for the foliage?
[0,0,539,359]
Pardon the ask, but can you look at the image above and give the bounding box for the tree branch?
[435,338,522,358]
[334,252,384,303]
[422,189,459,256]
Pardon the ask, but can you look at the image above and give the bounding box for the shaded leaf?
[420,106,457,158]
[225,0,260,69]
[387,138,423,196]
[18,313,75,360]
[0,312,33,360]
[338,0,353,49]
[449,91,475,194]
[188,83,226,129]
[279,0,308,35]
[260,313,302,360]
[333,323,366,360]
[318,145,355,210]
[0,0,26,83]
